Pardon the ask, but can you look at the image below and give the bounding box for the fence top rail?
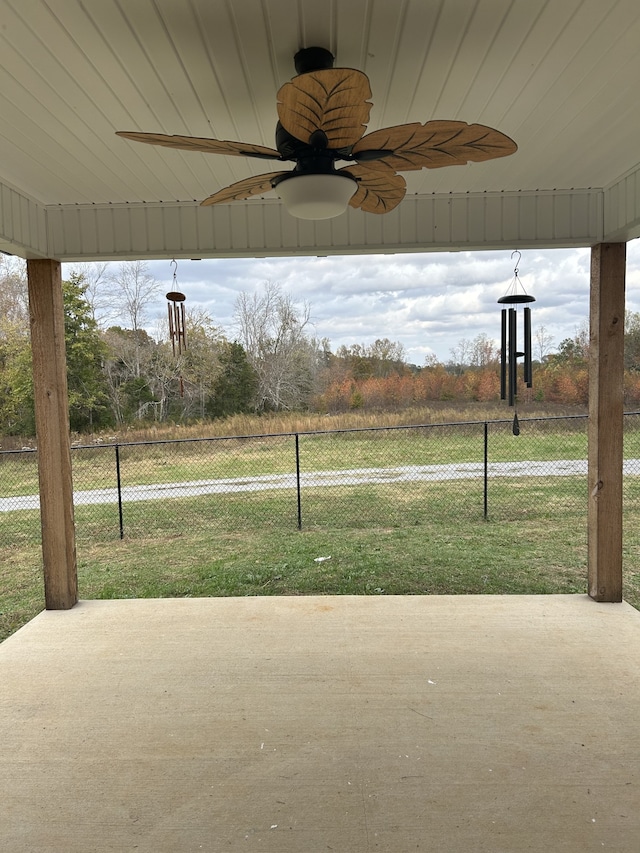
[6,411,640,458]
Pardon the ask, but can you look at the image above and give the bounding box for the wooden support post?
[27,259,78,610]
[588,243,626,602]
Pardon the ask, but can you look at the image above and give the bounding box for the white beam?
[43,189,604,261]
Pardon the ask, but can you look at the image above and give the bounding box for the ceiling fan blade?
[352,121,517,171]
[200,171,289,206]
[116,131,282,161]
[277,68,372,150]
[340,164,406,214]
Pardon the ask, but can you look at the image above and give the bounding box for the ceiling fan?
[117,47,517,220]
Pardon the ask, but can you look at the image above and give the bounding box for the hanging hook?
[170,258,178,284]
[511,249,521,278]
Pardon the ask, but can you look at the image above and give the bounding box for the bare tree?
[335,339,407,378]
[0,255,28,327]
[469,333,498,368]
[106,260,162,333]
[102,261,163,378]
[66,262,110,323]
[449,338,474,369]
[176,308,224,419]
[234,281,316,411]
[534,325,555,363]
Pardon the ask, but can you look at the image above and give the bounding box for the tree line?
[3,257,640,436]
[317,317,640,413]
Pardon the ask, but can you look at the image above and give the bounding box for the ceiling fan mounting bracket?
[294,47,334,75]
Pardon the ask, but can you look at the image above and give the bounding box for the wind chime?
[498,250,535,434]
[166,259,187,396]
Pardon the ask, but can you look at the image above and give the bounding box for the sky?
[66,241,640,366]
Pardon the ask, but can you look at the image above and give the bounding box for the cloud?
[70,241,640,365]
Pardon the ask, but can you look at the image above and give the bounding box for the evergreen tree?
[62,273,112,431]
[0,271,111,434]
[625,311,640,371]
[0,319,34,434]
[208,342,257,417]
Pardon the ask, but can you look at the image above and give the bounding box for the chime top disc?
[497,294,535,304]
[166,291,186,302]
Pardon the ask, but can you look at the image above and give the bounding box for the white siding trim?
[0,181,48,258]
[10,183,640,260]
[42,189,605,261]
[603,163,640,242]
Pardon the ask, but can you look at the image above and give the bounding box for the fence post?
[115,443,124,539]
[483,421,489,519]
[295,433,302,530]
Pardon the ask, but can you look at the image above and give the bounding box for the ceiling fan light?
[277,173,357,220]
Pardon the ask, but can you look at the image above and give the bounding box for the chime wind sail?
[498,251,535,414]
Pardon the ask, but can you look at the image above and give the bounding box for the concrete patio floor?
[0,594,639,852]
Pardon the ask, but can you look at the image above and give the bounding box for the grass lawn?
[2,476,640,644]
[0,515,590,643]
[0,417,597,497]
[2,410,640,643]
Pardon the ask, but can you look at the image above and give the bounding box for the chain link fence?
[2,414,640,553]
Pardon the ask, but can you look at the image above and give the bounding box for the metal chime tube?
[167,299,187,356]
[508,307,517,407]
[500,308,507,401]
[524,306,532,387]
[178,301,186,353]
[167,303,176,355]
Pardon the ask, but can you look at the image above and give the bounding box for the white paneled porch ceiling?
[1,0,639,260]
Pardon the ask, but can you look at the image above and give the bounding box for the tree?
[0,320,34,434]
[102,327,158,423]
[534,325,555,363]
[0,257,32,433]
[234,282,318,411]
[104,260,162,333]
[449,334,497,370]
[67,261,110,322]
[554,324,589,364]
[172,309,225,420]
[208,342,257,418]
[335,343,373,379]
[0,271,111,434]
[448,338,474,372]
[62,273,112,431]
[0,255,28,326]
[469,333,498,368]
[102,261,163,379]
[334,339,407,379]
[625,311,640,371]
